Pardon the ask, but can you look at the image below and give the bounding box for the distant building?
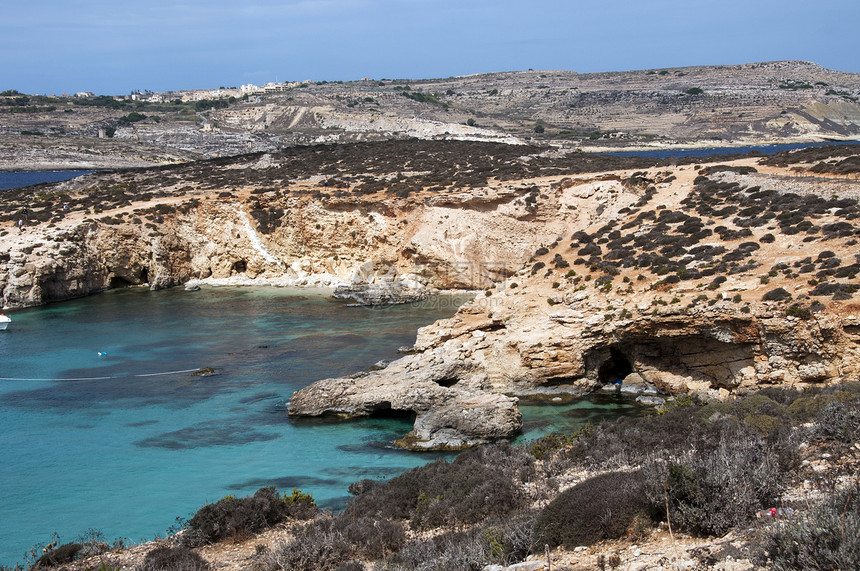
[263,82,289,93]
[75,92,95,98]
[241,81,308,96]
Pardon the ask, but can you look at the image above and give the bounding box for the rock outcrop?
[283,146,860,448]
[287,356,522,449]
[1,179,568,308]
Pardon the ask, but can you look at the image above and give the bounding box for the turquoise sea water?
[0,286,646,566]
[602,139,860,158]
[0,287,471,565]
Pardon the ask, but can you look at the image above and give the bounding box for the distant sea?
[0,170,93,191]
[600,139,860,158]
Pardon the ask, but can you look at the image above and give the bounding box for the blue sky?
[3,0,858,95]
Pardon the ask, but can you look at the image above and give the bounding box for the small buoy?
[98,351,107,356]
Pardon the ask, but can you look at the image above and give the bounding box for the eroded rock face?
[1,181,573,308]
[405,299,858,401]
[289,300,859,449]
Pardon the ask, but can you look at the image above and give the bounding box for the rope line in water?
[0,367,203,382]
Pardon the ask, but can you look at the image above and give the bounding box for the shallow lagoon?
[0,286,646,566]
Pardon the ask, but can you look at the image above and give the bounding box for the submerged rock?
[332,282,430,306]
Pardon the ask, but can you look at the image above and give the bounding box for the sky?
[3,0,858,95]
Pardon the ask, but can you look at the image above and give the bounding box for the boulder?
[287,359,522,450]
[402,393,522,450]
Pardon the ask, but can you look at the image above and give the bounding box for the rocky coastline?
[2,139,858,450]
[3,61,859,570]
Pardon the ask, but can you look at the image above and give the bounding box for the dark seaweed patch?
[134,422,280,449]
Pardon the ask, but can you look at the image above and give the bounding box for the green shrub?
[534,470,647,548]
[763,485,860,571]
[736,394,784,417]
[786,304,812,319]
[139,545,211,571]
[743,414,784,436]
[643,421,781,536]
[526,426,591,460]
[786,395,837,422]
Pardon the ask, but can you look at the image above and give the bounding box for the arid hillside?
[2,61,859,170]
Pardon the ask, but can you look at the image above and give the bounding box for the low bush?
[184,487,317,546]
[810,400,860,443]
[811,282,858,297]
[763,484,860,571]
[139,545,211,571]
[381,528,490,571]
[642,421,781,536]
[577,242,602,256]
[33,542,82,567]
[762,287,791,301]
[534,470,647,548]
[263,515,406,571]
[786,304,812,319]
[345,442,534,531]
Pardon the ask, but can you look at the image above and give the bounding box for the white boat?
[0,314,10,331]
